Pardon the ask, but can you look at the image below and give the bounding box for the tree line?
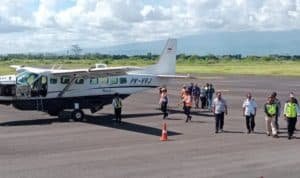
[0,53,300,61]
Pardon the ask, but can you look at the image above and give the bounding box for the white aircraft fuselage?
[0,39,181,120]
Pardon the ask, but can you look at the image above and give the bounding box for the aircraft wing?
[51,66,142,77]
[157,74,196,79]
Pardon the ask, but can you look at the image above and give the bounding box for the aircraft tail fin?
[140,39,177,75]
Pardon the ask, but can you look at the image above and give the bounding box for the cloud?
[0,0,299,53]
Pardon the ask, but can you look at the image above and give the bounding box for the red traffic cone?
[160,123,168,141]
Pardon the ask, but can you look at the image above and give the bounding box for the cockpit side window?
[16,72,39,85]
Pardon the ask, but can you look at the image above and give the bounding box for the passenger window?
[50,78,57,84]
[120,77,127,84]
[110,78,118,85]
[99,77,109,85]
[61,76,70,84]
[90,78,98,85]
[75,78,84,84]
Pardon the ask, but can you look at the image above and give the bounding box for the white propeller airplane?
[0,39,187,121]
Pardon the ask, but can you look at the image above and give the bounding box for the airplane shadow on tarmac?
[85,114,182,137]
[157,107,215,118]
[0,112,182,137]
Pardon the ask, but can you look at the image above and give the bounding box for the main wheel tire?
[72,109,84,122]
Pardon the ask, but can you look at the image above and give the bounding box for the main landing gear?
[57,109,85,122]
[72,109,84,122]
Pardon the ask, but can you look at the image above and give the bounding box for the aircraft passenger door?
[40,76,48,97]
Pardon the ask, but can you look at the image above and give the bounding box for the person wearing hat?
[159,88,169,119]
[112,93,123,124]
[264,96,279,138]
[283,97,299,139]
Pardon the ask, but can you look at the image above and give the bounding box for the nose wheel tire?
[72,109,84,122]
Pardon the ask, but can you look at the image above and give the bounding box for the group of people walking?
[112,84,299,140]
[158,84,300,140]
[182,83,215,110]
[242,91,299,139]
[159,83,216,123]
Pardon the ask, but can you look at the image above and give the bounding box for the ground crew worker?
[242,93,257,133]
[212,91,228,133]
[283,97,299,139]
[183,90,192,122]
[159,88,168,119]
[271,92,281,130]
[264,96,279,138]
[290,92,298,103]
[112,93,122,124]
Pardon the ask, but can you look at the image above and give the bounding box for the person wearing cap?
[264,96,279,138]
[159,88,169,119]
[112,93,123,124]
[283,97,299,139]
[212,91,228,133]
[242,93,257,134]
[271,92,281,130]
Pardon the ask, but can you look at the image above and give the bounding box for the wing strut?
[58,76,77,97]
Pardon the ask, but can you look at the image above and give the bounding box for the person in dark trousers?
[159,88,168,119]
[207,83,215,111]
[182,90,192,122]
[112,93,122,124]
[192,84,200,108]
[284,97,299,139]
[264,96,279,138]
[212,91,228,133]
[188,83,194,94]
[271,92,281,130]
[242,93,257,133]
[290,92,299,130]
[200,85,207,109]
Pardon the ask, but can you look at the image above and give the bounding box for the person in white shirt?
[242,93,257,134]
[212,91,228,133]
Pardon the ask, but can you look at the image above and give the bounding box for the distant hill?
[84,30,300,56]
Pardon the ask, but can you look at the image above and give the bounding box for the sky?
[0,0,300,54]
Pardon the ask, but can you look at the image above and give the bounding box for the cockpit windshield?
[16,72,39,85]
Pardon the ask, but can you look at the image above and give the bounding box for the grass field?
[0,59,300,76]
